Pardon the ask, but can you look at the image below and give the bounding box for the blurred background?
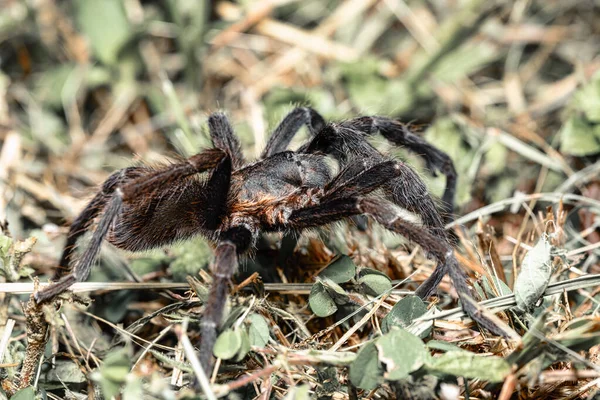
[1,0,599,253]
[1,0,600,398]
[1,0,599,244]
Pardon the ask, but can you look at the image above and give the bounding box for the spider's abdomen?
[108,177,210,251]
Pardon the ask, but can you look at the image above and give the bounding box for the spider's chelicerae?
[36,107,500,373]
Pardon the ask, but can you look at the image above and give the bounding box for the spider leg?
[301,121,455,226]
[329,159,450,296]
[283,198,502,336]
[261,107,326,158]
[208,113,245,169]
[323,160,402,201]
[199,227,254,373]
[36,148,229,303]
[36,190,124,302]
[301,124,446,235]
[54,166,147,280]
[54,190,106,280]
[340,117,457,219]
[120,149,226,199]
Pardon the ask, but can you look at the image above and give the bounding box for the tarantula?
[36,107,499,374]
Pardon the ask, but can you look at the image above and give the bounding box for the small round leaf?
[101,349,130,382]
[358,274,392,296]
[349,341,383,390]
[376,328,427,380]
[234,328,251,362]
[213,328,242,360]
[309,281,338,317]
[10,387,35,400]
[248,313,271,348]
[319,255,356,284]
[321,277,350,304]
[381,295,428,333]
[514,235,553,313]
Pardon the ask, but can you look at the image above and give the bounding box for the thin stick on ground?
[176,320,216,400]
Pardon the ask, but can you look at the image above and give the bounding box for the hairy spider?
[36,107,500,374]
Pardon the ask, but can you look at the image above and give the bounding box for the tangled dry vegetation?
[1,0,600,399]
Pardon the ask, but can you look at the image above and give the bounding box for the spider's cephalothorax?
[36,107,500,375]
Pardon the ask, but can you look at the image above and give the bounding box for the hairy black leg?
[360,199,501,334]
[383,160,446,238]
[120,149,226,200]
[261,107,326,158]
[199,227,254,374]
[340,117,457,218]
[208,113,245,169]
[302,122,455,290]
[302,126,451,297]
[323,160,402,201]
[198,156,232,230]
[53,167,145,280]
[54,191,106,281]
[282,198,502,336]
[300,124,446,236]
[36,191,124,302]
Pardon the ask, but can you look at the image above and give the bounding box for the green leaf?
[170,237,213,281]
[247,313,271,348]
[513,235,553,313]
[101,349,130,382]
[427,351,511,382]
[76,0,132,65]
[381,296,428,334]
[376,328,427,380]
[309,281,338,317]
[559,115,600,156]
[0,234,12,274]
[33,64,76,109]
[213,328,243,360]
[9,387,35,400]
[42,359,86,384]
[100,348,130,399]
[321,277,350,304]
[349,341,383,390]
[0,234,11,256]
[574,77,600,122]
[234,328,251,362]
[319,255,356,284]
[405,306,437,338]
[100,380,121,400]
[358,273,392,297]
[431,41,497,83]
